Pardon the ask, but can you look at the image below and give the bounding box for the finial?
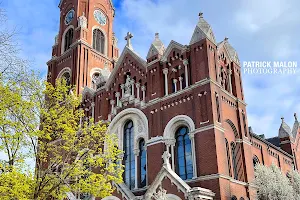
[125,32,133,49]
[224,37,229,41]
[83,12,85,17]
[295,113,298,121]
[281,117,285,123]
[155,33,159,39]
[199,12,203,18]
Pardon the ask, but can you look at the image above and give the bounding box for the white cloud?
[234,0,290,33]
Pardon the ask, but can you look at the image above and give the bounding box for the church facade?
[47,0,300,199]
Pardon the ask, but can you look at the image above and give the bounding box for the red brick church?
[47,0,300,199]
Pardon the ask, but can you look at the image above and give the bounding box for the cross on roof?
[199,12,203,18]
[125,32,133,49]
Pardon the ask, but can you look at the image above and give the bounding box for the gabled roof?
[217,38,240,65]
[144,152,215,200]
[113,182,137,200]
[279,117,292,138]
[161,40,186,62]
[59,0,115,10]
[190,13,216,45]
[105,46,147,87]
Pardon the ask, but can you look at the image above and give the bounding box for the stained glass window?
[139,139,147,188]
[175,127,193,180]
[123,121,135,189]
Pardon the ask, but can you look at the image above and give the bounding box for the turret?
[190,12,216,45]
[146,33,165,63]
[279,117,293,154]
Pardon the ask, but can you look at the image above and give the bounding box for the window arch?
[62,71,71,86]
[139,139,147,188]
[231,196,237,200]
[93,29,105,54]
[123,120,135,189]
[175,127,193,180]
[64,28,73,52]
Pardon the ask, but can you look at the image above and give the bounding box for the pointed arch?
[225,119,240,139]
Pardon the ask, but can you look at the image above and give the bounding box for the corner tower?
[47,0,119,93]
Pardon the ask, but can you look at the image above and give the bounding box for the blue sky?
[2,0,300,138]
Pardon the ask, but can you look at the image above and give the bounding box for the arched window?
[181,74,186,89]
[171,79,176,93]
[242,113,248,137]
[93,29,105,54]
[123,121,135,189]
[225,138,232,177]
[253,155,260,168]
[139,139,147,188]
[231,142,238,179]
[231,196,237,200]
[216,93,221,122]
[64,28,73,52]
[175,127,193,180]
[62,72,71,86]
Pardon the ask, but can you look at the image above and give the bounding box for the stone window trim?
[108,108,149,189]
[163,115,197,179]
[57,67,72,82]
[61,25,74,54]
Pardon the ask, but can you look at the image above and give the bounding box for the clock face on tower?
[65,9,75,25]
[94,10,107,25]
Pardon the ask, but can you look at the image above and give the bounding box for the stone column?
[91,102,95,119]
[179,76,183,90]
[110,100,115,115]
[131,80,135,98]
[227,69,233,94]
[120,84,125,98]
[141,86,146,102]
[115,92,120,108]
[134,149,140,189]
[189,132,197,178]
[163,68,169,96]
[183,59,189,88]
[136,82,141,100]
[173,79,178,92]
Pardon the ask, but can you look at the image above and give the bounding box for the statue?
[124,75,132,96]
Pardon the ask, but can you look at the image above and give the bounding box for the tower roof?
[218,37,240,65]
[278,117,292,138]
[190,12,216,45]
[146,33,165,59]
[292,113,299,138]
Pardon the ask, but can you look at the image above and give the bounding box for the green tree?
[33,79,123,199]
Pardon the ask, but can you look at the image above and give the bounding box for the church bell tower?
[47,0,119,94]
